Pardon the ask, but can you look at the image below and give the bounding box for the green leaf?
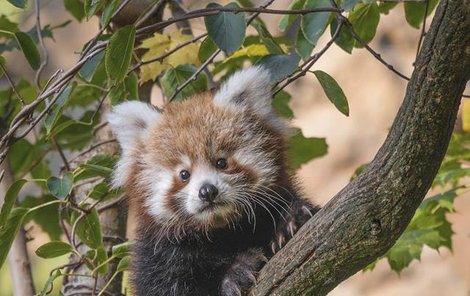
[272,90,293,119]
[101,0,120,28]
[296,29,314,60]
[74,154,118,181]
[87,247,109,274]
[341,0,360,11]
[198,37,218,62]
[378,2,398,15]
[0,179,27,228]
[72,207,103,249]
[8,139,37,177]
[251,20,284,54]
[116,255,131,272]
[348,3,380,48]
[64,0,85,22]
[0,208,29,269]
[21,195,62,241]
[44,84,75,134]
[312,70,349,116]
[404,0,438,29]
[258,52,300,82]
[15,32,41,70]
[204,2,246,55]
[287,129,328,169]
[331,18,354,54]
[7,0,27,9]
[279,0,305,32]
[36,241,73,258]
[112,241,134,258]
[84,0,105,19]
[88,182,121,202]
[161,64,208,101]
[237,0,254,7]
[301,0,332,46]
[47,172,74,200]
[109,72,139,106]
[79,51,104,82]
[105,25,136,84]
[0,15,19,38]
[435,167,470,188]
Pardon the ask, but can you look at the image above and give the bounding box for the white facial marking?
[143,167,174,220]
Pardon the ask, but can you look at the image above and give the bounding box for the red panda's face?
[108,67,288,230]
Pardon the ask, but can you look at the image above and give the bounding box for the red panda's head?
[108,67,289,232]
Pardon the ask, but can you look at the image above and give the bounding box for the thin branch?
[137,5,343,36]
[341,16,410,80]
[0,63,25,106]
[135,0,167,27]
[69,139,117,163]
[52,137,71,171]
[129,33,207,73]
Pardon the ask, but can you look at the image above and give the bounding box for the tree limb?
[252,0,470,295]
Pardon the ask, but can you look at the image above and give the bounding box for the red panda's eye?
[215,158,228,169]
[179,170,191,181]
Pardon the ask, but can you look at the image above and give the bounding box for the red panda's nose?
[199,183,218,202]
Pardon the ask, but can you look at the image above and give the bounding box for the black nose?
[199,183,218,202]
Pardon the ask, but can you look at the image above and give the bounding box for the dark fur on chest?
[131,187,317,296]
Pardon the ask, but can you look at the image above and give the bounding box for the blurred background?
[0,0,469,295]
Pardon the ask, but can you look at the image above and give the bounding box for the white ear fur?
[213,66,273,117]
[107,101,161,151]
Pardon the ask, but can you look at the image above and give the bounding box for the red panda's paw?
[271,199,318,254]
[220,248,267,296]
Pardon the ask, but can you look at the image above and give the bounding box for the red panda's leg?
[220,248,268,296]
[270,197,319,255]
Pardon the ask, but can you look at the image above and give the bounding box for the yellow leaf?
[462,100,470,132]
[139,31,201,83]
[224,44,269,62]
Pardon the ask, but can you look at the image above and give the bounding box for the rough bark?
[0,162,35,296]
[252,0,470,295]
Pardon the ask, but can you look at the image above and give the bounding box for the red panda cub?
[108,66,317,296]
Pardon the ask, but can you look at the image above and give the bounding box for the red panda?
[108,66,317,296]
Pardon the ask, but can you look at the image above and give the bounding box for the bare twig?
[69,139,117,163]
[137,5,342,36]
[0,63,25,106]
[135,0,166,27]
[129,33,207,73]
[341,16,410,80]
[52,137,71,171]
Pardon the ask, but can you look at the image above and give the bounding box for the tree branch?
[252,0,470,294]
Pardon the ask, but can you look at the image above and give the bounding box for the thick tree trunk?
[252,0,470,295]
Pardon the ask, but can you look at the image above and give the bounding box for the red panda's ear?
[107,101,161,151]
[213,66,273,116]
